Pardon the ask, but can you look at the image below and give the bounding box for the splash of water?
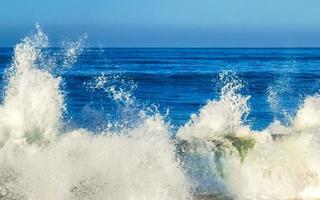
[61,34,87,68]
[223,112,320,199]
[267,72,294,125]
[0,24,63,144]
[0,25,191,200]
[177,71,320,199]
[177,70,251,142]
[2,25,320,200]
[87,73,137,105]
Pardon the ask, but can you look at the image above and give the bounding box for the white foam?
[2,24,320,200]
[0,25,191,200]
[177,71,251,141]
[177,71,320,199]
[0,24,62,144]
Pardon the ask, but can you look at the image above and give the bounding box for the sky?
[1,0,320,47]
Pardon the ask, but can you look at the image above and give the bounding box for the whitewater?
[0,25,320,199]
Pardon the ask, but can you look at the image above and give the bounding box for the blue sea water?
[1,47,320,131]
[4,25,320,200]
[3,27,320,198]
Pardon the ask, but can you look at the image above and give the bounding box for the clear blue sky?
[1,0,320,47]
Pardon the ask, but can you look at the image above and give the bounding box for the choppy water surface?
[1,25,320,199]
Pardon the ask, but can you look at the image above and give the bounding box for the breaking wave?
[0,25,191,200]
[177,72,320,199]
[1,25,320,199]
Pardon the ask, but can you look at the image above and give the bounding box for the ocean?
[1,25,320,199]
[3,47,320,131]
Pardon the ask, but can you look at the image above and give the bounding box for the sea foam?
[1,25,320,200]
[0,25,191,200]
[177,72,320,199]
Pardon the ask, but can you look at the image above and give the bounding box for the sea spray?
[2,24,320,200]
[177,71,320,199]
[0,24,63,144]
[267,71,294,126]
[176,71,253,198]
[87,73,137,106]
[84,73,140,132]
[61,34,87,68]
[0,25,192,200]
[177,71,251,141]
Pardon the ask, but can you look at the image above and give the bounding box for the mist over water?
[1,25,320,199]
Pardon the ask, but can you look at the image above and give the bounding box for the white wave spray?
[2,25,320,200]
[0,25,191,200]
[177,71,320,199]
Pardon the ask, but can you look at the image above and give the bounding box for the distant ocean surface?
[1,47,320,131]
[2,26,320,199]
